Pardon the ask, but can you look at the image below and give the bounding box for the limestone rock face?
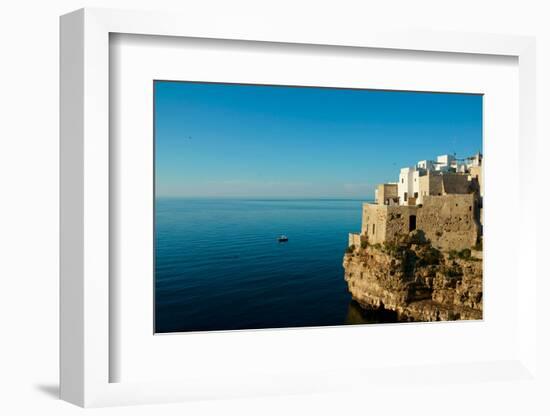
[343,234,482,322]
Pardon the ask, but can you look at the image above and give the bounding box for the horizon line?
[155,196,374,200]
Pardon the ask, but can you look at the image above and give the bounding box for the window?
[372,223,375,235]
[401,178,404,183]
[404,192,408,201]
[414,192,418,198]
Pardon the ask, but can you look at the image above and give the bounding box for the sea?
[155,198,397,333]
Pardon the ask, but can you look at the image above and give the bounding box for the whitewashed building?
[417,160,435,171]
[398,167,421,205]
[466,152,482,168]
[435,154,456,172]
[396,153,482,206]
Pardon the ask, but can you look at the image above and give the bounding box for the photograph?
[154,81,484,333]
[1,0,544,413]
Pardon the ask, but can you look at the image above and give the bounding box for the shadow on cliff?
[345,300,399,325]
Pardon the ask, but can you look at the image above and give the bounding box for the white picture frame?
[60,7,538,407]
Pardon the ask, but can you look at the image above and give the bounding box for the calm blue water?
[155,198,394,333]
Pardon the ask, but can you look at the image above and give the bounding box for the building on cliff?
[374,183,399,205]
[349,153,483,252]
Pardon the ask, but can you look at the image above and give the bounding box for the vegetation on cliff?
[343,230,482,322]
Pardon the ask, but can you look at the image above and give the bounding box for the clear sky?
[155,81,482,198]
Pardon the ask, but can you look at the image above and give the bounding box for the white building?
[466,152,482,168]
[417,160,435,171]
[398,167,421,205]
[395,153,481,206]
[433,154,456,172]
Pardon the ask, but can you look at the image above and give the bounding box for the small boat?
[277,235,289,242]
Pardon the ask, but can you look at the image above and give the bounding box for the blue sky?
[155,81,482,198]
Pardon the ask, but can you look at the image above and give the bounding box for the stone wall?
[418,174,442,204]
[441,174,472,194]
[348,232,361,248]
[469,166,483,196]
[361,195,480,251]
[362,203,417,245]
[418,172,473,204]
[361,204,388,244]
[384,205,418,241]
[376,183,398,205]
[416,194,480,251]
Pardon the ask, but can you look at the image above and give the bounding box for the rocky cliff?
[343,231,482,322]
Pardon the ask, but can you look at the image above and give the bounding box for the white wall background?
[0,1,548,415]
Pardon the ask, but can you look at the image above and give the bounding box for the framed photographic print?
[153,81,483,334]
[60,8,538,407]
